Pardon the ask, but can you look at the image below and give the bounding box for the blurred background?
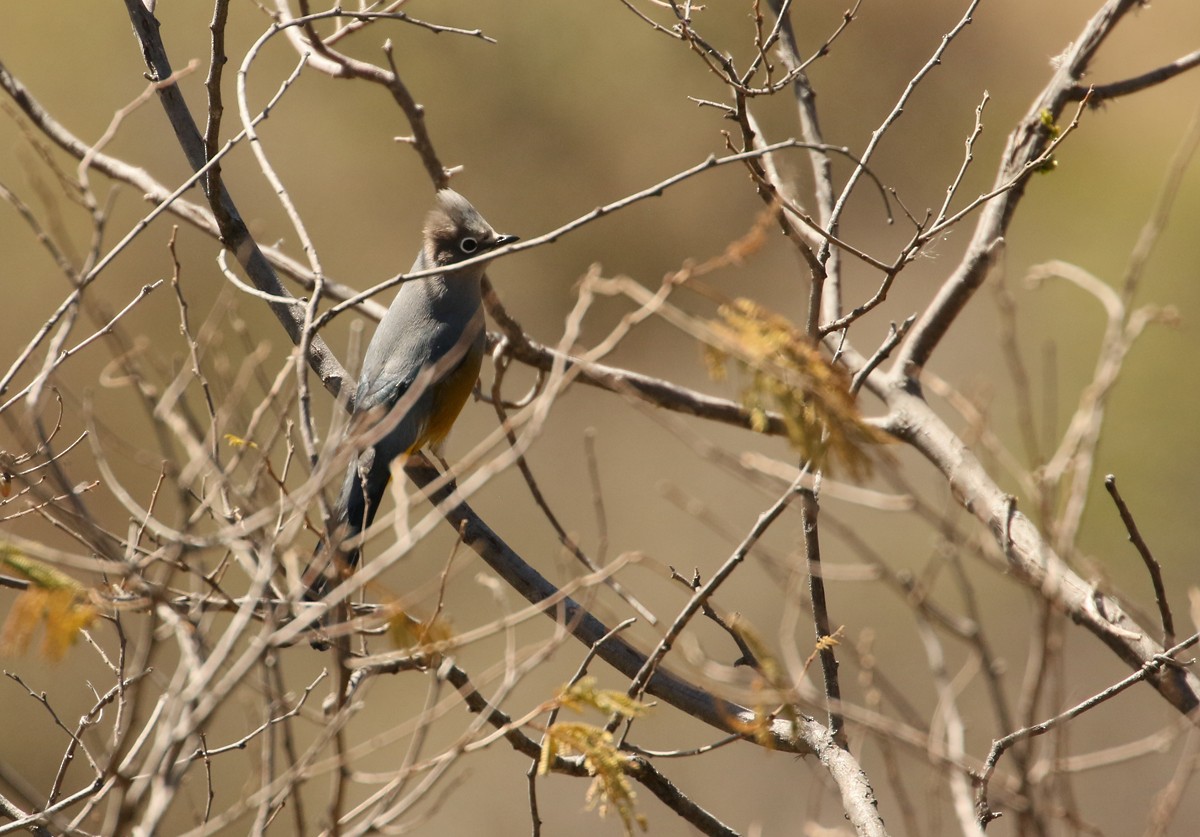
[1,1,1199,834]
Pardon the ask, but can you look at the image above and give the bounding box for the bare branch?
[1105,475,1175,648]
[976,632,1200,828]
[121,0,350,399]
[897,0,1147,374]
[1068,47,1200,102]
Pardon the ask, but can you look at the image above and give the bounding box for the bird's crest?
[425,190,487,240]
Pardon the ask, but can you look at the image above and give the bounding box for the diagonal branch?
[401,455,810,754]
[0,56,381,320]
[896,0,1152,376]
[121,0,350,399]
[402,453,885,833]
[1068,47,1200,102]
[881,389,1200,719]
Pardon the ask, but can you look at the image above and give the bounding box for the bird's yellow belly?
[410,346,484,453]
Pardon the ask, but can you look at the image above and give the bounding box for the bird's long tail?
[302,451,391,601]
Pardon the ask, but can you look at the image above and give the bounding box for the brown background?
[1,1,1199,834]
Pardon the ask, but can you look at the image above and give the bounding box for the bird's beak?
[492,233,520,248]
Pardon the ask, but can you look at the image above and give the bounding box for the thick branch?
[881,384,1200,718]
[486,330,791,438]
[406,456,890,834]
[122,0,349,399]
[897,0,1147,375]
[402,456,809,754]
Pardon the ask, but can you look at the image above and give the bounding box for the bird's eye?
[459,237,479,255]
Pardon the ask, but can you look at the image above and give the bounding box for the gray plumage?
[304,189,516,600]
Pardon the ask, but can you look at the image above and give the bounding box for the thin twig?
[622,474,805,707]
[822,0,982,264]
[976,631,1200,828]
[799,485,847,749]
[488,352,656,623]
[1068,47,1200,102]
[121,0,349,399]
[850,316,914,396]
[0,778,103,836]
[313,139,852,331]
[1104,475,1174,648]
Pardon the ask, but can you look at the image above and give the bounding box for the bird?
[302,189,517,602]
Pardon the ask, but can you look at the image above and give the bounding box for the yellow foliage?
[536,678,650,835]
[1036,109,1061,172]
[706,299,886,478]
[814,632,841,653]
[1038,108,1062,139]
[539,722,646,835]
[0,549,97,661]
[557,676,649,720]
[804,625,846,674]
[387,606,454,651]
[725,615,801,747]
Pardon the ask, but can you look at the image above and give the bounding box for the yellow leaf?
[0,591,41,657]
[224,433,258,450]
[557,676,648,719]
[540,721,645,835]
[1,548,83,592]
[706,299,888,478]
[0,549,97,662]
[388,606,453,650]
[38,589,98,661]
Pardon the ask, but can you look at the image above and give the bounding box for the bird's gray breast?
[353,264,484,414]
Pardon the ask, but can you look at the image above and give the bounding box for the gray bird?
[303,189,517,600]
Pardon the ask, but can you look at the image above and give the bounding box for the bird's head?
[423,189,518,268]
